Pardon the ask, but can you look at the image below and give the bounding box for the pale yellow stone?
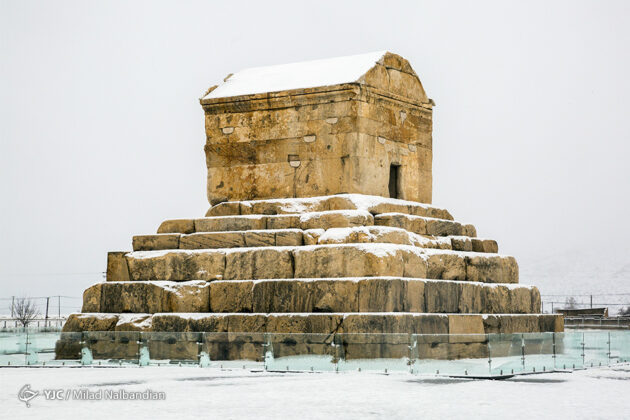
[157,219,195,234]
[209,280,253,312]
[133,234,180,251]
[106,252,131,282]
[471,238,499,253]
[224,248,293,280]
[466,255,519,284]
[126,250,225,281]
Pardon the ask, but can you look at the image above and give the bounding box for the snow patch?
[203,51,386,99]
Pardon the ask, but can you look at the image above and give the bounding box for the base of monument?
[55,312,563,361]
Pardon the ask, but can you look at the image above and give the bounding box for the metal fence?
[0,317,66,330]
[564,316,630,330]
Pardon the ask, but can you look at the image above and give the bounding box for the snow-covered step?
[448,236,499,253]
[56,311,562,360]
[62,312,562,336]
[81,278,539,315]
[133,229,304,251]
[205,193,454,221]
[374,212,476,237]
[209,278,538,314]
[157,210,374,234]
[108,244,519,283]
[56,312,562,360]
[133,226,460,251]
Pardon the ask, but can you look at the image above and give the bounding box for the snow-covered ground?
[1,365,628,419]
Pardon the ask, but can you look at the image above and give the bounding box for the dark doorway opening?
[389,164,400,198]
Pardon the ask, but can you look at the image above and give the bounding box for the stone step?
[82,278,540,315]
[108,244,518,283]
[448,236,498,253]
[157,210,375,234]
[62,312,563,335]
[56,312,562,361]
[375,213,477,237]
[133,226,496,252]
[205,193,454,221]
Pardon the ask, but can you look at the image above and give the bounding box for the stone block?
[299,210,373,230]
[106,251,131,282]
[357,278,406,312]
[274,230,303,246]
[425,218,463,236]
[180,232,245,249]
[62,313,119,332]
[166,281,211,312]
[82,284,102,312]
[462,224,477,237]
[303,229,324,245]
[405,280,426,312]
[132,234,180,251]
[126,250,225,281]
[471,238,499,253]
[457,282,483,313]
[94,281,210,313]
[224,248,293,280]
[210,280,254,312]
[151,314,194,332]
[195,216,267,232]
[509,287,534,314]
[293,244,420,278]
[426,252,466,280]
[450,236,472,252]
[466,255,519,284]
[266,215,300,229]
[158,219,195,234]
[244,231,276,247]
[530,287,542,313]
[265,314,342,334]
[206,201,241,217]
[538,314,564,333]
[424,280,460,313]
[481,285,511,314]
[115,314,153,332]
[374,213,427,234]
[448,315,485,343]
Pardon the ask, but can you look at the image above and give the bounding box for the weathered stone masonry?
[58,51,562,361]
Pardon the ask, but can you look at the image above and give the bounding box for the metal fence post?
[521,334,525,371]
[552,332,556,370]
[487,335,492,376]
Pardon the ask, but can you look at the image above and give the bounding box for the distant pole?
[551,302,554,313]
[45,297,50,327]
[542,302,544,314]
[590,295,593,309]
[11,296,15,317]
[58,296,61,318]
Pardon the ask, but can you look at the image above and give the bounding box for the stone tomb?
[58,52,562,362]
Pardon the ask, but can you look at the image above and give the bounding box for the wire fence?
[0,296,83,317]
[541,292,630,315]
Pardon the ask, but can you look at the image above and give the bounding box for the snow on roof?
[203,51,387,100]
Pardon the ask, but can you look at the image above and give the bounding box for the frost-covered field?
[1,365,628,419]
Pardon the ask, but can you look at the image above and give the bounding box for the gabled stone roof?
[202,51,429,104]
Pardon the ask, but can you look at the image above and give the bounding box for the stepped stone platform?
[58,194,562,361]
[58,52,561,361]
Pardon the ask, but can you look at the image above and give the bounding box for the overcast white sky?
[1,1,629,310]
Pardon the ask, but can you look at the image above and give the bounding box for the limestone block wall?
[201,52,434,205]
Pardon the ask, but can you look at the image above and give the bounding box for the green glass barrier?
[0,330,628,377]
